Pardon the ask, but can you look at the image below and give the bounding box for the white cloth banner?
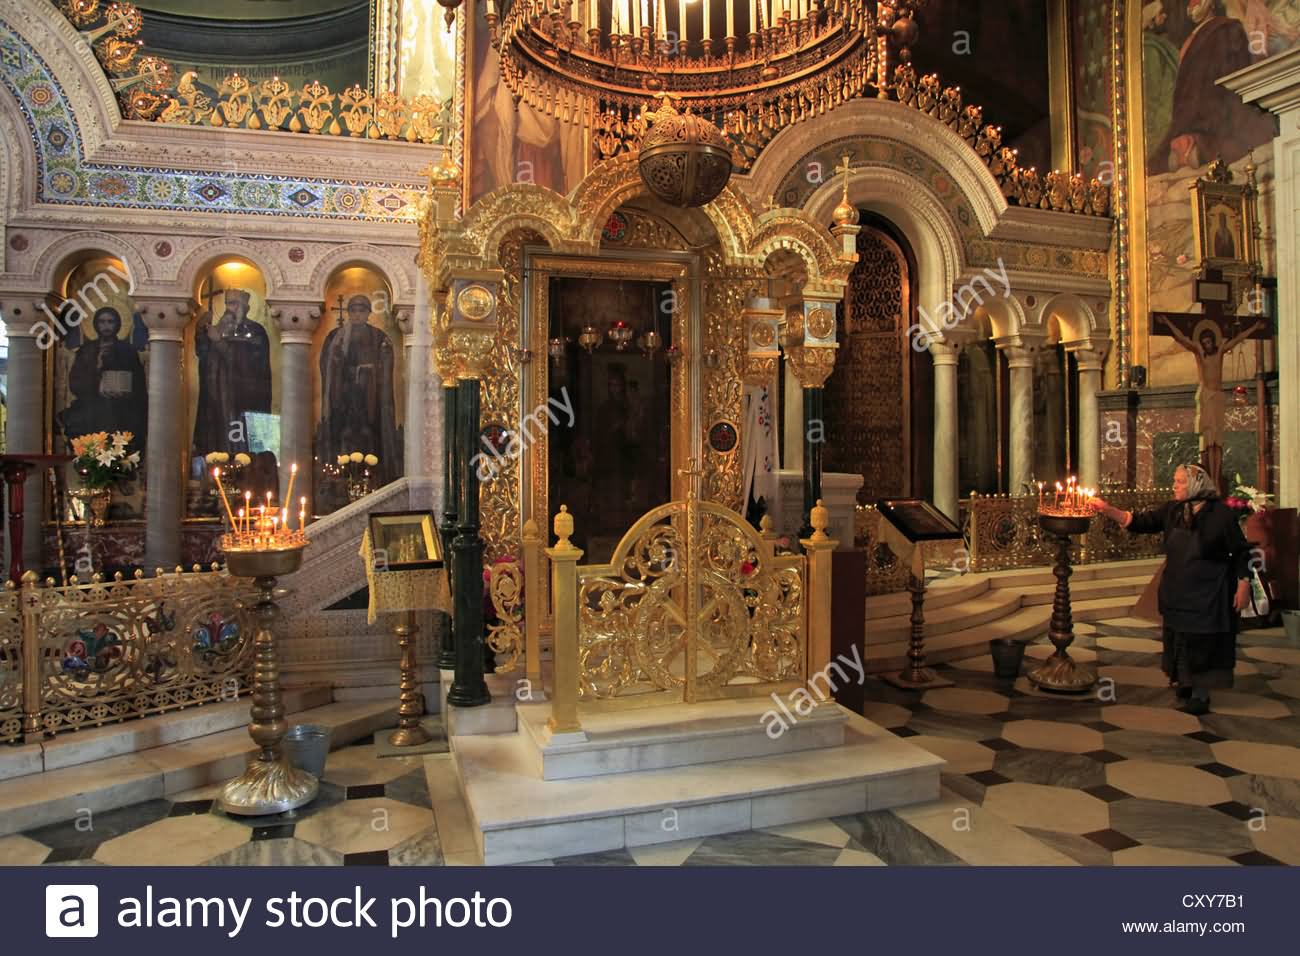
[742,384,780,515]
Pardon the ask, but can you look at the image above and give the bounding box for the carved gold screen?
[825,225,913,502]
[574,499,806,706]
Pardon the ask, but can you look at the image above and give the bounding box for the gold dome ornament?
[637,96,734,209]
[832,197,860,228]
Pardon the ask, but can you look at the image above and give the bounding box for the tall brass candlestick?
[219,543,316,814]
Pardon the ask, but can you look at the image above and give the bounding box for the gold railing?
[157,74,451,142]
[546,500,834,733]
[1,566,255,745]
[967,488,1170,573]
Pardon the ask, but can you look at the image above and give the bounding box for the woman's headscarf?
[1180,462,1218,501]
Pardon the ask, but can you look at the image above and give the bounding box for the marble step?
[441,668,525,737]
[864,574,993,618]
[984,558,1162,590]
[516,698,847,781]
[451,707,943,865]
[865,574,1148,642]
[865,594,1138,672]
[0,685,332,783]
[0,699,395,837]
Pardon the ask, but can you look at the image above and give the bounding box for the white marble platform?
[0,699,395,836]
[440,668,523,736]
[0,685,333,782]
[517,699,847,780]
[452,706,944,865]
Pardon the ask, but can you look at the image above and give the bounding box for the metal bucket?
[282,724,331,779]
[988,639,1027,679]
[1283,610,1300,647]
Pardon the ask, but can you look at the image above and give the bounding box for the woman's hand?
[1234,579,1253,612]
[1088,498,1109,514]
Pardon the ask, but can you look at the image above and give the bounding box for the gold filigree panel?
[702,250,762,510]
[26,570,255,737]
[968,489,1168,573]
[0,586,21,743]
[575,500,805,703]
[855,506,913,597]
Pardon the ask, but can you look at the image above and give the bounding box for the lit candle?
[284,462,297,514]
[300,496,307,531]
[237,508,244,538]
[1038,481,1044,511]
[212,467,237,529]
[243,492,252,534]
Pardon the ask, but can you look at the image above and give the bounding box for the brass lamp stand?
[219,545,319,815]
[1026,513,1098,693]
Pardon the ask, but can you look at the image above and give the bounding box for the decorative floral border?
[0,18,423,223]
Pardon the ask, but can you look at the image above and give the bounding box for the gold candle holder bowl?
[219,540,318,815]
[1037,511,1092,537]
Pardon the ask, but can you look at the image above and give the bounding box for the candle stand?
[219,543,317,814]
[1026,511,1098,693]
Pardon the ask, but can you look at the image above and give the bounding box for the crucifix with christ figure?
[1151,270,1270,486]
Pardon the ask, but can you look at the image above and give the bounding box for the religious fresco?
[1140,0,1295,387]
[50,256,148,521]
[184,260,281,519]
[1071,0,1115,182]
[311,266,406,515]
[467,3,586,202]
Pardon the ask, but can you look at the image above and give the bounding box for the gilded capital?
[787,344,838,389]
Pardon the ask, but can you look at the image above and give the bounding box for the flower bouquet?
[338,451,380,502]
[205,451,250,507]
[1225,473,1273,523]
[69,431,139,526]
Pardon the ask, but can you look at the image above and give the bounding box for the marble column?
[399,279,431,511]
[1072,347,1105,488]
[273,305,320,516]
[1222,48,1300,508]
[930,341,960,520]
[141,303,191,570]
[1000,343,1035,495]
[1,305,45,571]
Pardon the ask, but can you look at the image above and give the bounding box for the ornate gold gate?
[553,489,818,707]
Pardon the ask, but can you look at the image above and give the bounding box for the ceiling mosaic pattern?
[0,17,422,222]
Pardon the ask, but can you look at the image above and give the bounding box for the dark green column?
[801,386,824,539]
[448,377,490,707]
[437,382,459,671]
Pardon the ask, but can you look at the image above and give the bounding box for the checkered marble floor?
[3,620,1298,867]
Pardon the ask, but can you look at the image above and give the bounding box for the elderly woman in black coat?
[1090,463,1252,715]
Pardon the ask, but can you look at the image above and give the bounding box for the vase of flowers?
[69,431,140,527]
[205,451,250,513]
[338,451,379,502]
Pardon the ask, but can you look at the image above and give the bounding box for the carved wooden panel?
[825,226,911,501]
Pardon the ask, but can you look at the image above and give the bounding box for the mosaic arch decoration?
[0,19,422,223]
[774,134,1109,280]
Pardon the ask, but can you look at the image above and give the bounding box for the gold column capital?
[786,344,839,389]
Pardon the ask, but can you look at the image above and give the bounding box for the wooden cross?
[1150,270,1270,487]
